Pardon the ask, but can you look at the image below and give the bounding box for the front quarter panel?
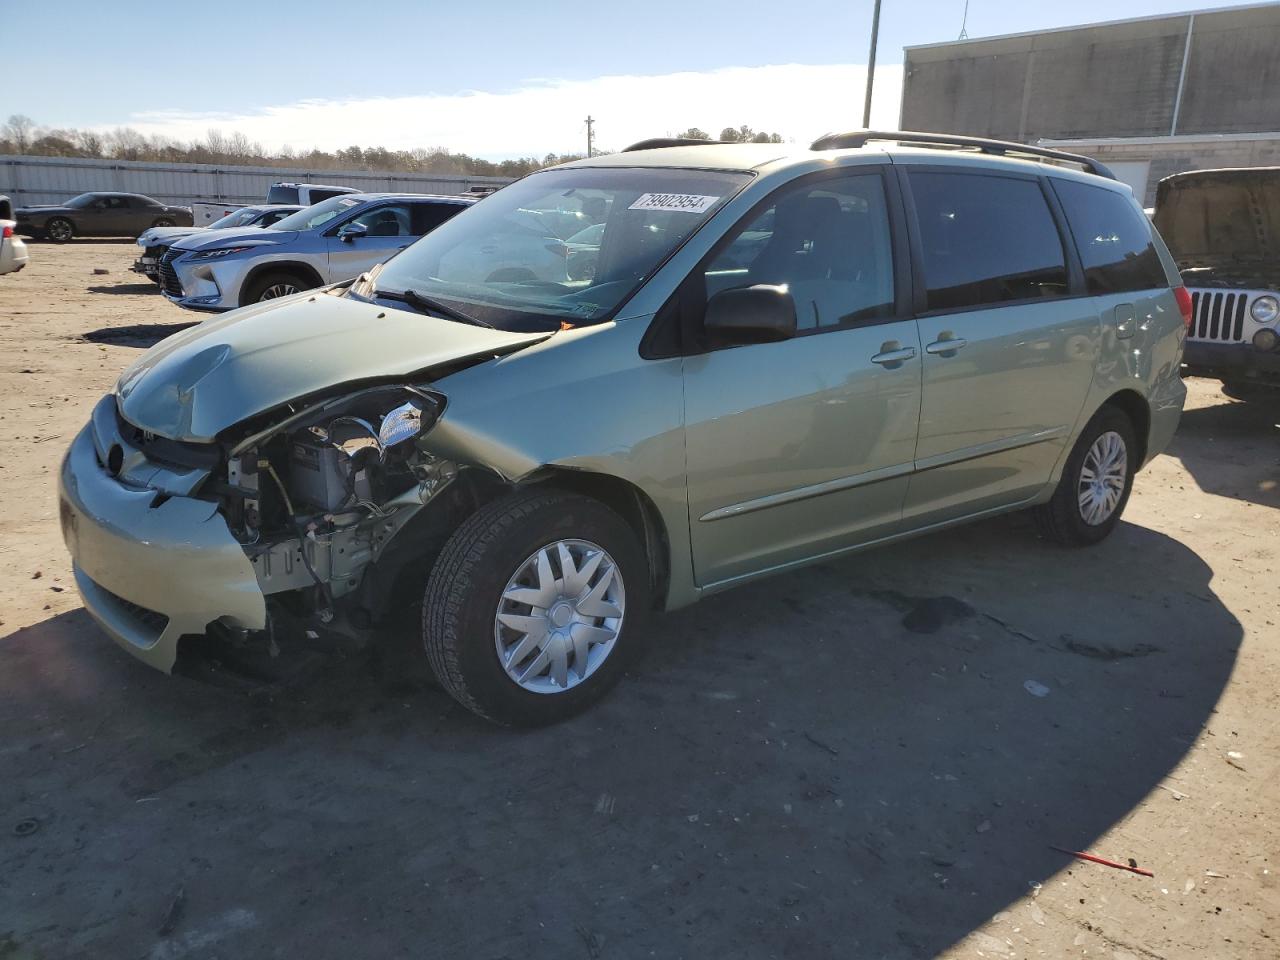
[423,318,697,608]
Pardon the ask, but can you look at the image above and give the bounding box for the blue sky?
[7,0,1254,156]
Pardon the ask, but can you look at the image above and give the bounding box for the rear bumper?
[1183,339,1280,383]
[0,234,28,275]
[58,423,266,673]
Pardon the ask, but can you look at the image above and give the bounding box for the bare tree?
[3,114,38,152]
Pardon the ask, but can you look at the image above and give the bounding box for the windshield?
[362,167,750,330]
[209,207,267,229]
[65,193,97,208]
[1154,174,1280,260]
[271,195,362,232]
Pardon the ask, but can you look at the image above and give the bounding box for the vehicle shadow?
[87,283,160,296]
[77,322,197,348]
[0,518,1240,959]
[1167,387,1280,509]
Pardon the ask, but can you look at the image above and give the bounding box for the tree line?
[1,114,785,177]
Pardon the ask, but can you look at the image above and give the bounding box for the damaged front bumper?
[58,424,266,673]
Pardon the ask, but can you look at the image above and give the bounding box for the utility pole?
[585,116,595,158]
[861,0,883,128]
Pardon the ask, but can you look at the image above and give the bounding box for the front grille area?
[145,243,169,262]
[159,248,184,297]
[97,581,170,637]
[1188,289,1248,343]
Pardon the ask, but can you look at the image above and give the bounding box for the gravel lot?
[1,241,1278,959]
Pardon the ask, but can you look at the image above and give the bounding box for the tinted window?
[704,173,895,331]
[910,172,1068,312]
[1054,180,1167,294]
[267,184,300,204]
[410,202,465,235]
[309,189,347,203]
[346,203,412,237]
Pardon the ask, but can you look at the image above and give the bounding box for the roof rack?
[809,130,1117,180]
[622,137,722,152]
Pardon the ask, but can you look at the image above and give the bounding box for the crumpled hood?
[172,227,297,252]
[1175,255,1280,292]
[115,293,549,443]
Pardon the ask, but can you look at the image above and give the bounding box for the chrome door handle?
[925,337,969,356]
[870,346,917,366]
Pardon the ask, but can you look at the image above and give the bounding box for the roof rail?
[809,129,1117,180]
[622,137,722,152]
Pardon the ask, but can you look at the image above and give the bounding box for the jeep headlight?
[1250,295,1279,324]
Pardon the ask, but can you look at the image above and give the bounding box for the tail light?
[1,225,12,239]
[1173,286,1193,330]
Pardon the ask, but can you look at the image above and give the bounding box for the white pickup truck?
[191,182,357,226]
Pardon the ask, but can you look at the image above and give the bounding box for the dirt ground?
[1,241,1277,960]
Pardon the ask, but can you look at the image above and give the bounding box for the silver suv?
[59,132,1187,726]
[160,193,473,311]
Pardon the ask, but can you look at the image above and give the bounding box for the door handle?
[925,336,968,356]
[1115,303,1136,339]
[870,344,917,367]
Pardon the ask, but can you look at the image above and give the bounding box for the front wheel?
[152,218,175,229]
[45,218,73,243]
[1033,406,1137,546]
[423,489,650,726]
[242,270,306,305]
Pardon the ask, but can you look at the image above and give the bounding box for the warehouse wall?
[902,4,1280,142]
[0,155,511,207]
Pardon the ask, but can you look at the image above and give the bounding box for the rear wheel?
[423,489,649,726]
[243,270,308,305]
[1033,405,1137,546]
[46,218,73,243]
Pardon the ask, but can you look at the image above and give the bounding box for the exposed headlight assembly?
[379,399,428,450]
[186,246,252,261]
[1250,295,1279,324]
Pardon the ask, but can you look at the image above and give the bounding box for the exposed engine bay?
[213,385,459,626]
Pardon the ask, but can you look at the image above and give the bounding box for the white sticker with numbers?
[628,193,720,214]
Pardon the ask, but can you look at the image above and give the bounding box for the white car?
[0,220,29,276]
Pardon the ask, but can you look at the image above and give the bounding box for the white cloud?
[114,63,903,159]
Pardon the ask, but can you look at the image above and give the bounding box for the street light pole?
[585,116,595,158]
[862,0,883,128]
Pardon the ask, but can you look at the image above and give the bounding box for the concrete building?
[900,2,1280,204]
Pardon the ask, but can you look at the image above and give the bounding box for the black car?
[15,192,193,242]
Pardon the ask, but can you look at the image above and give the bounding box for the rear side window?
[909,172,1068,312]
[267,184,300,204]
[410,202,465,235]
[309,189,347,203]
[1053,180,1167,294]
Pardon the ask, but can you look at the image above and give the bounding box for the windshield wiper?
[374,287,494,328]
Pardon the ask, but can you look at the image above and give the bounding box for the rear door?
[682,168,922,586]
[900,168,1100,524]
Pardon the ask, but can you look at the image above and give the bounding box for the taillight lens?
[1,225,12,239]
[1174,286,1193,329]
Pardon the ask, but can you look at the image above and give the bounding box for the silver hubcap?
[1078,430,1128,525]
[260,283,299,301]
[494,539,625,694]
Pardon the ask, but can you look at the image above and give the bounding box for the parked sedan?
[133,204,302,284]
[159,193,472,311]
[16,192,193,242]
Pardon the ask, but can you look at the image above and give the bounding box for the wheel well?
[240,261,323,306]
[1101,389,1151,466]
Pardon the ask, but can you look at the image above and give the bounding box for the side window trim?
[897,163,1088,319]
[642,164,907,359]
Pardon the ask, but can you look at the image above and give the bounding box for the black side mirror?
[338,222,368,244]
[703,284,797,345]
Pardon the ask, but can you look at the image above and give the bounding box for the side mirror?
[338,222,368,244]
[703,284,797,345]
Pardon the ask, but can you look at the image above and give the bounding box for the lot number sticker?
[628,193,720,214]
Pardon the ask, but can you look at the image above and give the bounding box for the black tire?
[1033,405,1137,547]
[45,217,74,243]
[423,488,650,726]
[242,270,309,305]
[152,218,175,228]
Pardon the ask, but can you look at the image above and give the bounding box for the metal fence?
[0,154,512,206]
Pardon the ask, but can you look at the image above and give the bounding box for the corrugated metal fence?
[0,154,512,206]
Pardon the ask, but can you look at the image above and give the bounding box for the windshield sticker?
[628,193,720,214]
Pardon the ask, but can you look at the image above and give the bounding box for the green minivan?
[59,132,1189,724]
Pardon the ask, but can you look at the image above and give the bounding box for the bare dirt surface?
[1,242,1277,959]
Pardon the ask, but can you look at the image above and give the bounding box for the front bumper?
[163,255,249,312]
[1183,339,1280,384]
[58,423,266,672]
